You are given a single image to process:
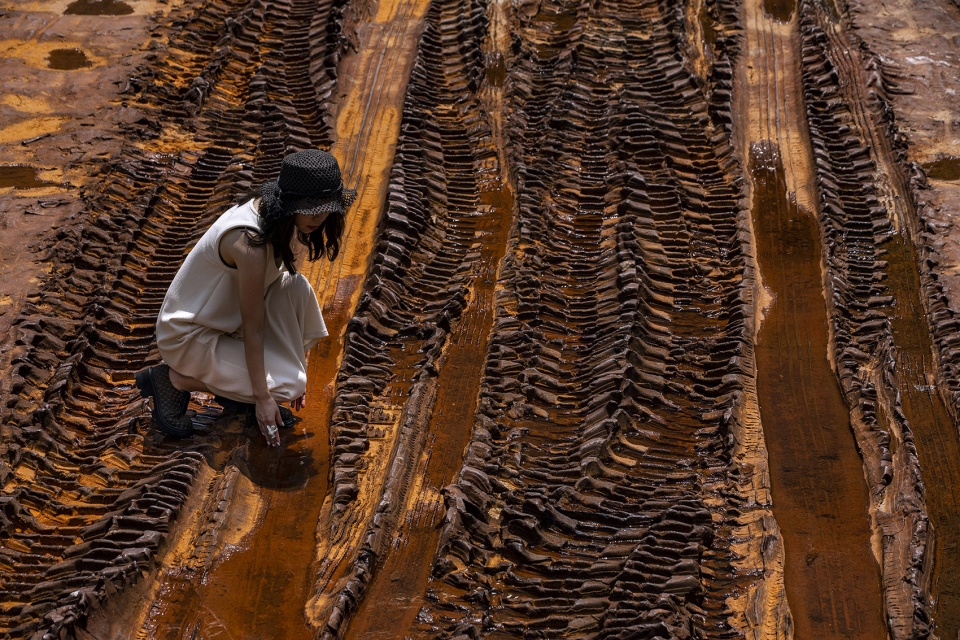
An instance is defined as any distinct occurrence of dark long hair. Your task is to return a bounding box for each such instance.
[247,197,345,274]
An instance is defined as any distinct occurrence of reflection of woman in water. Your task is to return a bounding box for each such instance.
[136,149,356,446]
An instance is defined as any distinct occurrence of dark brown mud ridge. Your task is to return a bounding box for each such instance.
[309,0,510,632]
[4,0,960,637]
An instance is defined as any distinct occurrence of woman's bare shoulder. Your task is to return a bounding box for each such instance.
[219,227,266,268]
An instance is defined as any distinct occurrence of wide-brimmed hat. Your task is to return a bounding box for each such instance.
[260,149,357,219]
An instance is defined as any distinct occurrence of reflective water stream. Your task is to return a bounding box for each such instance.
[750,140,885,639]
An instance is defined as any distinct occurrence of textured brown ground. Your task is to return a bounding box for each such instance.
[4,0,960,639]
[0,0,182,385]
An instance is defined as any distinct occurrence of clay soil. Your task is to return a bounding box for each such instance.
[6,0,960,639]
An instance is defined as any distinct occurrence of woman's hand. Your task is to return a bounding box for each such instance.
[292,391,307,411]
[255,396,284,447]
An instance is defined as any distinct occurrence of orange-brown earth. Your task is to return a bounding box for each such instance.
[0,0,186,392]
[5,0,960,638]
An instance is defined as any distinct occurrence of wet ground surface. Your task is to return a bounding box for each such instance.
[6,0,960,639]
[750,140,885,639]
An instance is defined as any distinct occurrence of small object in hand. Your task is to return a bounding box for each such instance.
[266,424,278,438]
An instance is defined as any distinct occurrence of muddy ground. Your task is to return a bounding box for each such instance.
[4,0,960,638]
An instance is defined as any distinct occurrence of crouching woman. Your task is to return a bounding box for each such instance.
[136,149,355,446]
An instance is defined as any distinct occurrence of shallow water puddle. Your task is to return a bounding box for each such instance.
[0,165,55,189]
[64,0,134,15]
[922,155,960,181]
[763,0,795,22]
[47,48,93,70]
[698,1,717,49]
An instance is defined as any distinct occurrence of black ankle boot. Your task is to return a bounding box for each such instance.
[136,364,193,438]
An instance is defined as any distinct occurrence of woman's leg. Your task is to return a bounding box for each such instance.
[161,273,325,404]
[169,368,213,394]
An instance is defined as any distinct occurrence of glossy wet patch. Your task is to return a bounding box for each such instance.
[534,6,576,31]
[63,0,134,15]
[922,155,960,181]
[47,48,93,70]
[763,0,795,22]
[0,165,55,189]
[485,55,505,88]
[750,140,885,639]
[699,1,717,50]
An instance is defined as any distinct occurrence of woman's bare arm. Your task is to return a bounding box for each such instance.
[221,228,283,446]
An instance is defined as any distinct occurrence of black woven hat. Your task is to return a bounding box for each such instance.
[260,149,357,219]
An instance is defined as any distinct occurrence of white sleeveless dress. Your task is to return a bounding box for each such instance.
[156,199,328,403]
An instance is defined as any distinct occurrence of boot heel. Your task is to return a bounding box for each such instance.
[135,368,154,399]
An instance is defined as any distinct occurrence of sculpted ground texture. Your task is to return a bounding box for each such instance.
[4,0,960,638]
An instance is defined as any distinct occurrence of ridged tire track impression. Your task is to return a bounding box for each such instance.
[308,0,496,632]
[401,0,771,637]
[0,0,355,635]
